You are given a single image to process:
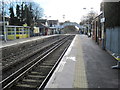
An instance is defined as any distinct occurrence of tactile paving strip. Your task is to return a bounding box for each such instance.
[73,35,88,88]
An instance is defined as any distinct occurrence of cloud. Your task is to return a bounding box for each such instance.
[3,0,102,23]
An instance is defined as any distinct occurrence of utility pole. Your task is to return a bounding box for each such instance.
[2,0,7,42]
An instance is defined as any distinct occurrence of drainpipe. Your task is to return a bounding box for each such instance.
[101,2,105,50]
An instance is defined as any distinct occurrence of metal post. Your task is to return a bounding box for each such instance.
[22,27,24,38]
[2,1,7,42]
[28,28,29,37]
[14,27,16,40]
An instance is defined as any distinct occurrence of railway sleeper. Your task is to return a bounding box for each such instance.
[30,72,43,75]
[23,75,45,80]
[28,75,46,79]
[41,63,54,66]
[32,69,51,76]
[35,66,52,71]
[14,76,44,89]
[15,83,37,90]
[29,72,47,78]
[22,79,42,83]
[38,65,52,68]
[42,60,56,64]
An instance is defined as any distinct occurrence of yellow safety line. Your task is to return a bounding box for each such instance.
[73,35,88,88]
[114,56,120,61]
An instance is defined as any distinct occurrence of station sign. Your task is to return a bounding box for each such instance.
[101,18,105,23]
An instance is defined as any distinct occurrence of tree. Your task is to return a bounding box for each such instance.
[20,2,25,25]
[9,6,14,19]
[80,10,97,25]
[16,4,20,18]
[30,2,44,21]
[80,10,97,36]
[0,1,2,15]
[16,4,21,25]
[8,1,44,26]
[24,4,33,26]
[9,6,15,25]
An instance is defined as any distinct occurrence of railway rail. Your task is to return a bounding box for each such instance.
[1,35,75,90]
[2,35,68,84]
[2,35,65,71]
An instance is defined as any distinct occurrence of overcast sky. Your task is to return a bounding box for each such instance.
[2,0,120,23]
[35,0,102,23]
[1,0,104,23]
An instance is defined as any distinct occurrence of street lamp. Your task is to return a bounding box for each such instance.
[44,15,51,20]
[63,14,65,22]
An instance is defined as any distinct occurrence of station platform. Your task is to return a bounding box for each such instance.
[45,35,120,89]
[0,35,57,48]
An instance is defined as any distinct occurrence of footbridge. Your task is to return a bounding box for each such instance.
[58,22,84,29]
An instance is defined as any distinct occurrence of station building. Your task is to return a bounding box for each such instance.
[47,20,60,34]
[35,19,50,36]
[92,2,120,63]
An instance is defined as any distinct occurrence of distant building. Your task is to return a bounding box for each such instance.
[35,19,50,36]
[47,20,60,34]
[36,19,48,25]
[47,20,59,27]
[59,22,64,26]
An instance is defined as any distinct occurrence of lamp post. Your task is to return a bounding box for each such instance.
[2,0,7,42]
[63,14,65,22]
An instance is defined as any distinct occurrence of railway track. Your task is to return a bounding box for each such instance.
[2,35,68,84]
[1,35,75,90]
[2,35,68,80]
[2,35,65,71]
